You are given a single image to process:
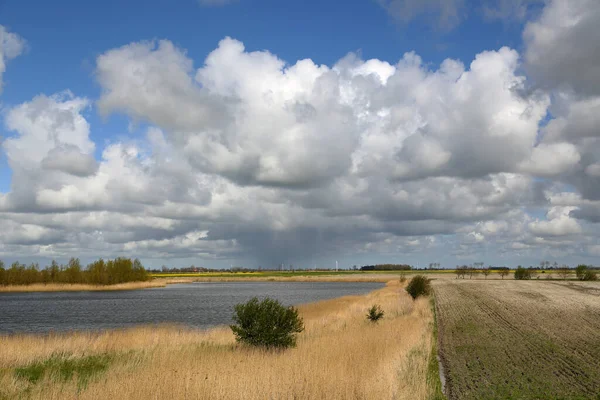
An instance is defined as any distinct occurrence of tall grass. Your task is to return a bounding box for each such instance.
[0,280,166,293]
[0,280,439,399]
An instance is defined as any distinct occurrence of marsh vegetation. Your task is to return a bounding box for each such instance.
[0,280,441,399]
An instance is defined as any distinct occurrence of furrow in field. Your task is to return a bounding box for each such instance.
[434,280,600,399]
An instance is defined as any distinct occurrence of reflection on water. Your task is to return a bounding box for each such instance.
[0,281,383,334]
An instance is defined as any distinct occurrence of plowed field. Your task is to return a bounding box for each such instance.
[434,280,600,400]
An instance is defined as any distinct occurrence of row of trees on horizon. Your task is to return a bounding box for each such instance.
[0,258,150,286]
[455,264,598,281]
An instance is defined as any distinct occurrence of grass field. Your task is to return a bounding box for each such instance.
[0,280,442,400]
[434,279,600,400]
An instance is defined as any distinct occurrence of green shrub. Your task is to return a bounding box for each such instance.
[230,297,304,349]
[584,270,598,281]
[406,275,432,299]
[399,272,407,283]
[514,266,532,280]
[575,265,597,281]
[366,304,384,322]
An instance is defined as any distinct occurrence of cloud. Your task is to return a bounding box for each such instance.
[41,146,99,177]
[4,34,600,265]
[375,0,466,29]
[482,0,543,21]
[518,142,580,177]
[98,40,549,188]
[375,0,544,30]
[523,1,600,203]
[535,95,600,200]
[0,25,26,93]
[524,0,600,96]
[529,207,582,237]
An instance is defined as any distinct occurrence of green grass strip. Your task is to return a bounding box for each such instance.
[427,295,446,400]
[15,353,114,389]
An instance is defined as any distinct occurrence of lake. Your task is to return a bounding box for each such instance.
[0,281,384,334]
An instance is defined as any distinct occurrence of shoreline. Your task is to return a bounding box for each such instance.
[0,280,168,293]
[0,273,406,292]
[0,280,441,399]
[0,269,498,293]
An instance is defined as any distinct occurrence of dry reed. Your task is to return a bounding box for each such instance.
[0,280,438,400]
[0,281,167,293]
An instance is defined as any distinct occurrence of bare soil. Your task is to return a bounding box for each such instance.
[434,279,600,400]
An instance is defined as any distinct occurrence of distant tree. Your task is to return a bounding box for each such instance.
[49,260,61,283]
[468,266,479,279]
[584,270,598,281]
[0,260,6,285]
[455,266,468,279]
[576,265,598,281]
[64,258,83,284]
[482,268,491,279]
[499,268,509,280]
[575,265,588,280]
[0,257,148,287]
[557,266,571,280]
[406,275,432,299]
[514,266,532,280]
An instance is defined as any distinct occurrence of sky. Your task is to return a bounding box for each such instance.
[0,0,599,270]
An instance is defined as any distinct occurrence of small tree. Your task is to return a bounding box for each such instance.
[482,268,491,279]
[576,265,598,281]
[406,275,432,299]
[398,272,407,283]
[366,305,384,322]
[514,266,532,280]
[584,270,598,281]
[455,266,468,279]
[230,297,304,349]
[557,266,571,280]
[575,265,588,280]
[468,267,479,279]
[499,268,509,280]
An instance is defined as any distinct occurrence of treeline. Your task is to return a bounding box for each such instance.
[360,264,412,271]
[0,258,150,286]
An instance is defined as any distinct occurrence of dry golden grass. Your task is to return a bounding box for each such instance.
[434,279,600,399]
[0,280,439,400]
[160,272,447,283]
[0,280,167,293]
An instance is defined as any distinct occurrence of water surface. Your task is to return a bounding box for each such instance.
[0,281,383,334]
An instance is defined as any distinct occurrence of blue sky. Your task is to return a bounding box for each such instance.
[0,0,526,191]
[0,0,599,269]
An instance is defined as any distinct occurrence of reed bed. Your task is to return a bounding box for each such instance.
[0,280,166,293]
[0,280,438,400]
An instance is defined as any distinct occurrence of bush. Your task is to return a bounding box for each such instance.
[230,297,304,349]
[583,270,597,281]
[514,266,532,280]
[366,304,384,322]
[406,275,432,299]
[576,265,598,281]
[399,272,407,283]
